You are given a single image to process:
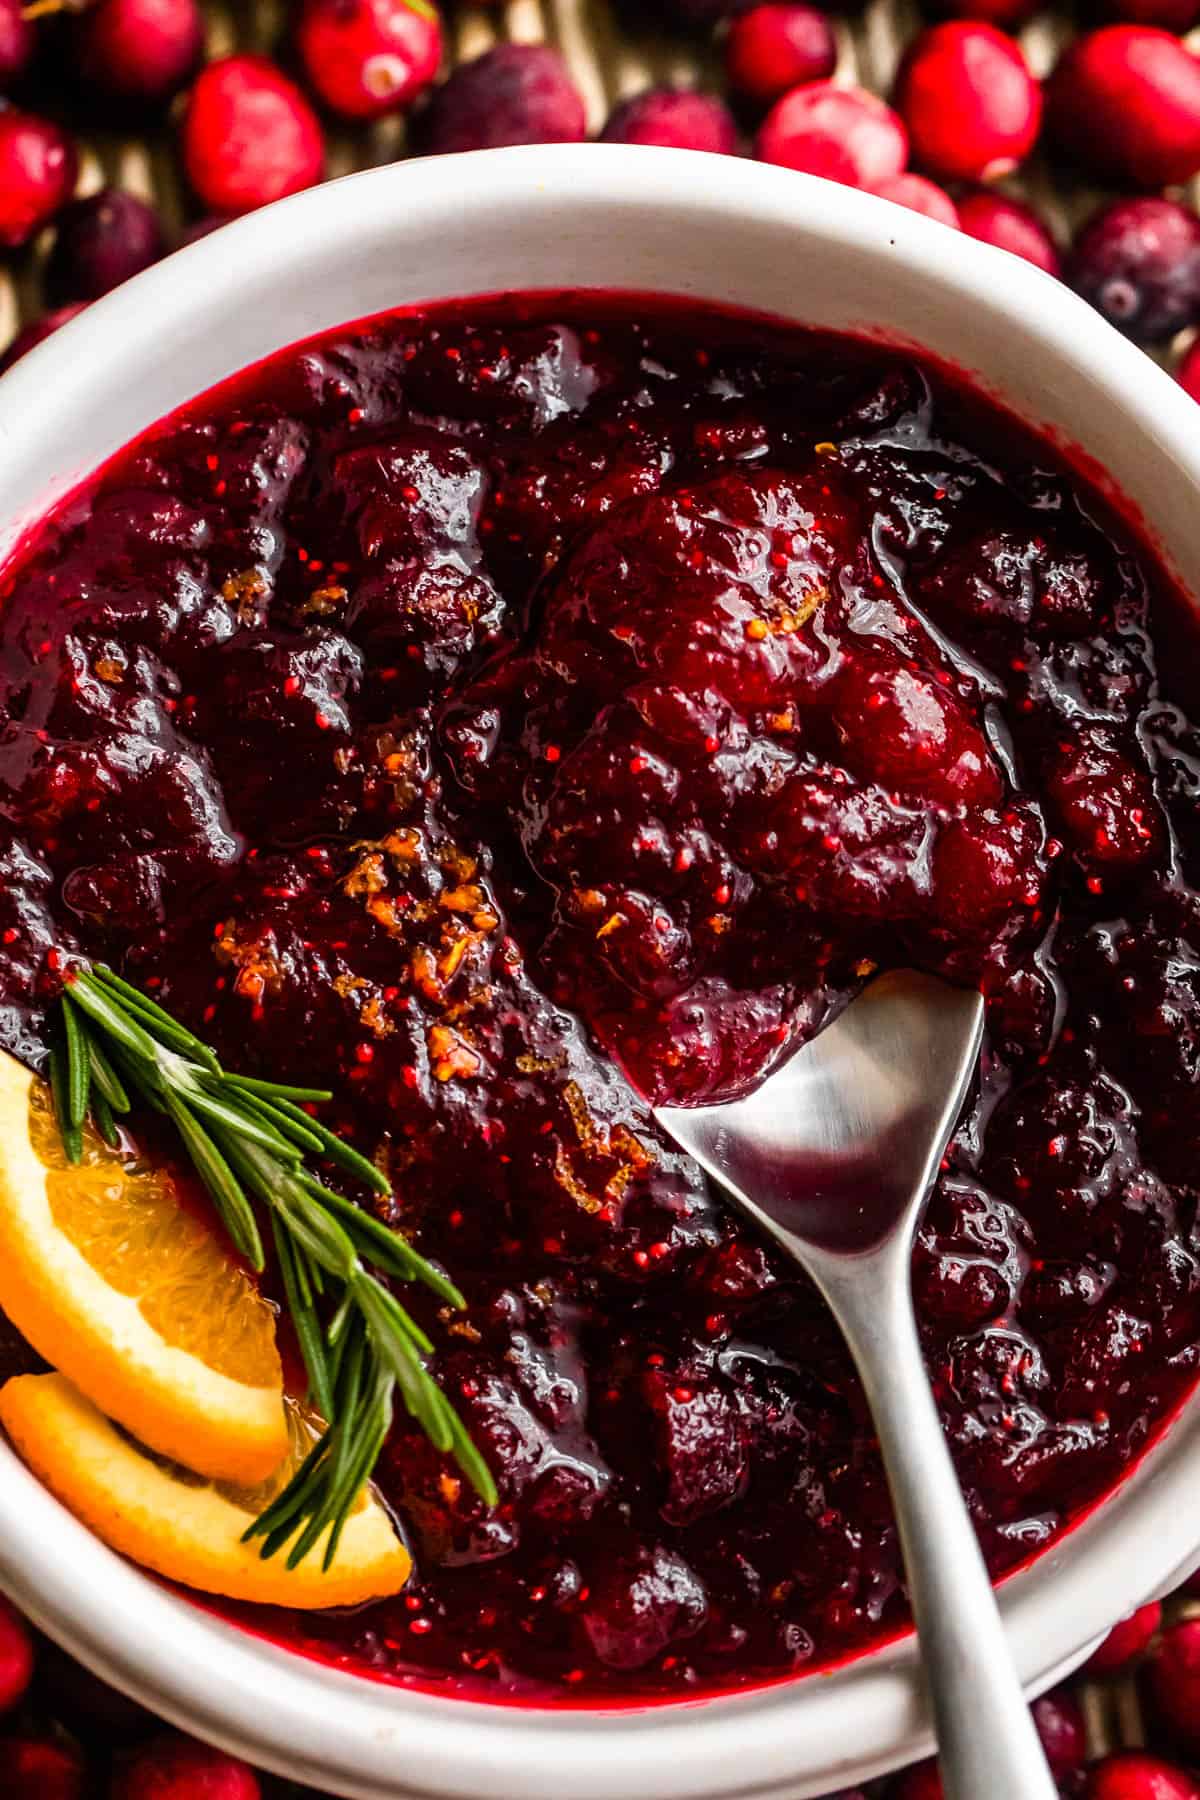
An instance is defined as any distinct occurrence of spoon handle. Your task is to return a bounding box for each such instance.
[816,1244,1058,1800]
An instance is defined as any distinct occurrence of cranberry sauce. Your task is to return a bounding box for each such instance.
[2,295,1200,1703]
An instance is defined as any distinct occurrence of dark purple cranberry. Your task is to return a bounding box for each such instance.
[418,45,587,155]
[0,303,87,376]
[1030,1686,1086,1778]
[75,0,205,104]
[0,0,34,88]
[1069,197,1200,344]
[1146,1618,1200,1750]
[45,189,165,304]
[600,89,738,154]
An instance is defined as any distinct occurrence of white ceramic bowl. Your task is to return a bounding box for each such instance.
[2,145,1200,1800]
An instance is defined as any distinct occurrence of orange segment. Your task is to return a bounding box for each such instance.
[0,1373,411,1609]
[0,1048,287,1483]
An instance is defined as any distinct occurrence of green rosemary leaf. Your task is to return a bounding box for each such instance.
[298,1175,464,1306]
[66,974,161,1068]
[87,1036,130,1114]
[60,994,90,1132]
[91,1090,120,1150]
[224,1074,334,1105]
[221,1084,326,1156]
[271,1213,333,1422]
[91,966,222,1071]
[183,1085,304,1162]
[270,1096,389,1195]
[162,1092,265,1272]
[49,1044,82,1165]
[354,1269,435,1358]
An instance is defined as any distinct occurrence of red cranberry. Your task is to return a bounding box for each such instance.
[295,0,441,120]
[756,82,907,187]
[419,45,586,154]
[113,1735,261,1800]
[0,1596,33,1711]
[0,0,34,88]
[1069,198,1200,345]
[1097,0,1200,27]
[46,188,165,303]
[889,1761,943,1799]
[1148,1619,1200,1749]
[957,189,1061,275]
[871,172,960,227]
[1047,27,1200,187]
[1085,1751,1200,1800]
[724,6,837,107]
[4,1735,85,1800]
[180,56,324,214]
[600,88,738,153]
[1031,1685,1086,1777]
[75,0,204,104]
[0,302,87,375]
[1085,1599,1162,1674]
[0,108,78,249]
[895,23,1041,181]
[923,0,1039,24]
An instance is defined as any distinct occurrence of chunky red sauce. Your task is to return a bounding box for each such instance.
[2,295,1199,1703]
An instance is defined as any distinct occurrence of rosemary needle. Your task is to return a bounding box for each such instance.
[51,962,497,1564]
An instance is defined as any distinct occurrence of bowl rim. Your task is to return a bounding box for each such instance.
[2,142,1200,1800]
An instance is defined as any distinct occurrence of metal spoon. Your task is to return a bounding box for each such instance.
[654,969,1057,1800]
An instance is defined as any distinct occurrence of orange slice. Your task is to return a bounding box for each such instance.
[0,1048,287,1483]
[0,1372,411,1608]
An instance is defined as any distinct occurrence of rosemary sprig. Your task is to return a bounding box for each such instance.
[51,963,496,1566]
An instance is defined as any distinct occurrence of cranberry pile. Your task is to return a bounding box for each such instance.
[2,295,1200,1714]
[7,0,1200,383]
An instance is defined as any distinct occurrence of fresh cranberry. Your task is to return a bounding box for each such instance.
[724,6,837,107]
[871,172,960,227]
[600,88,738,153]
[1031,1685,1086,1777]
[889,1761,943,1799]
[957,189,1061,275]
[1047,27,1200,186]
[923,0,1039,23]
[0,108,78,249]
[0,0,33,88]
[1085,1752,1200,1800]
[295,0,441,120]
[1068,198,1200,345]
[45,188,165,303]
[1098,0,1200,26]
[113,1735,261,1800]
[75,0,204,103]
[3,1735,85,1800]
[0,302,86,375]
[756,82,908,187]
[1147,1619,1200,1749]
[180,56,324,214]
[0,1597,33,1712]
[895,23,1041,181]
[418,44,586,154]
[1085,1599,1162,1674]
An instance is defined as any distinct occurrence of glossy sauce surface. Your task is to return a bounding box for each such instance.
[2,296,1199,1701]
